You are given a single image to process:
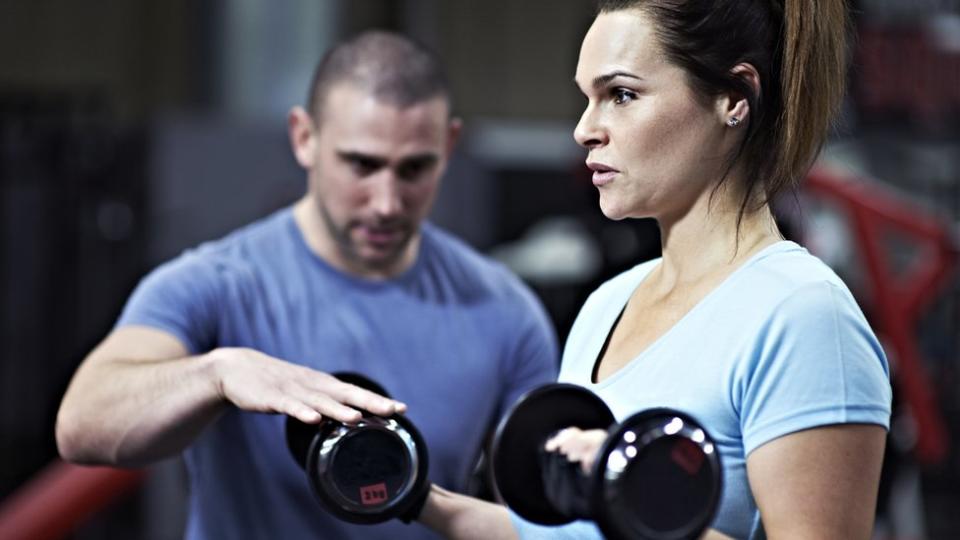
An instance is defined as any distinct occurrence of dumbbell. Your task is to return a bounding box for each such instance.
[492,384,722,540]
[285,372,429,524]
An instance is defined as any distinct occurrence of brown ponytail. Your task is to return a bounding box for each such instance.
[776,0,850,194]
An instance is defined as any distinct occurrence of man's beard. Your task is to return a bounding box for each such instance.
[316,201,414,272]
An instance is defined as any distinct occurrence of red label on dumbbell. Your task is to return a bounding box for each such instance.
[359,482,389,506]
[670,439,705,475]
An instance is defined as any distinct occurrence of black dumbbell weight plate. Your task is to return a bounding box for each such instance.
[286,372,429,524]
[306,413,428,524]
[592,409,722,540]
[492,384,615,525]
[285,372,392,469]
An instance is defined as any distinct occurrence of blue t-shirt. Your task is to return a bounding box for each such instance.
[117,208,559,540]
[510,241,891,539]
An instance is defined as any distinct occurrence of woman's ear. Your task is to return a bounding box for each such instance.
[721,63,761,127]
[288,106,317,168]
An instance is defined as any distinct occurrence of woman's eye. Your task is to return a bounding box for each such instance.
[612,88,637,104]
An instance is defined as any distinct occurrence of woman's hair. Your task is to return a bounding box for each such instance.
[597,0,849,220]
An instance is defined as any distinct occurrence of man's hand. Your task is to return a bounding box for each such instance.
[57,327,406,466]
[211,347,407,424]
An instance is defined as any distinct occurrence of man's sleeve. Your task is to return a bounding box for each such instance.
[495,283,560,422]
[116,252,223,355]
[738,281,893,456]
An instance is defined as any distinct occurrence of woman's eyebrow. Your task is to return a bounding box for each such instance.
[591,70,643,89]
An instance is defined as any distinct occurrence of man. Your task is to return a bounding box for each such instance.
[56,31,558,540]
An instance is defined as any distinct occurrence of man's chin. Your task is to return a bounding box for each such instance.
[354,244,408,271]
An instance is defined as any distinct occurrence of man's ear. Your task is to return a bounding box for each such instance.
[720,63,761,127]
[446,117,463,156]
[288,106,317,169]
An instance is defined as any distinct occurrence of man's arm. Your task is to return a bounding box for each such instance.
[56,325,405,467]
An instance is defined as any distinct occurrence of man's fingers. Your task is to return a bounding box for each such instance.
[304,393,363,424]
[276,392,360,425]
[331,382,405,416]
[285,399,324,424]
[225,353,407,421]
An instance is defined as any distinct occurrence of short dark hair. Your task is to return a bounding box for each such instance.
[306,30,451,120]
[597,0,849,222]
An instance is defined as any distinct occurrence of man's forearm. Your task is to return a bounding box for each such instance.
[56,351,225,466]
[57,326,406,468]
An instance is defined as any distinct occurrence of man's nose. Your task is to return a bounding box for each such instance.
[370,175,403,218]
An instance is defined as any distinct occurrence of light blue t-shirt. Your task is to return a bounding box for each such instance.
[510,241,891,539]
[117,207,559,540]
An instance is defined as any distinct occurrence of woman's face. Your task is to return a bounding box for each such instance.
[574,10,729,222]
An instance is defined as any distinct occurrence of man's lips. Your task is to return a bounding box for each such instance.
[358,224,405,245]
[587,161,619,186]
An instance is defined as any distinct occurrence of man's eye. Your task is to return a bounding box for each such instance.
[612,88,637,105]
[397,160,432,181]
[349,158,379,175]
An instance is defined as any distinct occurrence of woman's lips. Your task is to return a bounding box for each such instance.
[587,161,619,186]
[592,170,617,186]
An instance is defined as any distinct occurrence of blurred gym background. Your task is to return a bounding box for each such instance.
[0,0,957,538]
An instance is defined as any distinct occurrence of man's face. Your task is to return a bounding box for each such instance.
[293,84,458,277]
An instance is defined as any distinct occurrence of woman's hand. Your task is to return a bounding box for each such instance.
[543,427,609,473]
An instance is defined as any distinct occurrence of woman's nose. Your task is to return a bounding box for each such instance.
[574,105,608,149]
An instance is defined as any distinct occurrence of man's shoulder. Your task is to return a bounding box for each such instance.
[422,223,509,277]
[156,207,296,282]
[420,223,538,300]
[200,206,293,254]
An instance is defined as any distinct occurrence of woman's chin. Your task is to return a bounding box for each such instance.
[598,199,632,221]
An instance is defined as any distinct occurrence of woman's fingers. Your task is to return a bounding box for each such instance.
[544,427,581,452]
[544,427,608,473]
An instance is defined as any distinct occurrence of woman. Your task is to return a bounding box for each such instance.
[419,0,891,538]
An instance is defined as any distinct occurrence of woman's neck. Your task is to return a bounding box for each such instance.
[655,197,783,291]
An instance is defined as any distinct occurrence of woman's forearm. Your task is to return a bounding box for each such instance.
[419,485,518,540]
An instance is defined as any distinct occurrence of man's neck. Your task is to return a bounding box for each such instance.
[291,196,420,280]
